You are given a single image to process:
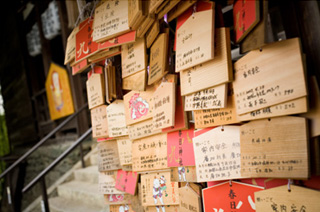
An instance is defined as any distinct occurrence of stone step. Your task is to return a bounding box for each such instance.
[74,165,99,184]
[57,181,105,207]
[90,153,98,165]
[49,196,109,212]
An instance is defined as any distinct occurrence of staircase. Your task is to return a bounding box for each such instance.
[48,149,109,212]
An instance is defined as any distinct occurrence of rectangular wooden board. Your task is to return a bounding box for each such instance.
[122,69,147,91]
[107,100,128,137]
[64,26,79,64]
[91,105,109,138]
[117,136,132,166]
[153,82,176,129]
[168,0,197,22]
[148,33,168,85]
[193,126,242,182]
[93,0,130,42]
[180,28,232,96]
[86,73,105,109]
[99,170,124,194]
[98,140,121,171]
[233,38,307,115]
[140,171,179,206]
[132,133,167,172]
[184,84,227,111]
[170,166,197,182]
[175,1,215,72]
[121,37,147,78]
[240,116,309,179]
[146,20,159,48]
[128,118,162,140]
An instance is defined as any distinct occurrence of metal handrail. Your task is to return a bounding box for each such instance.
[22,128,92,193]
[0,103,88,180]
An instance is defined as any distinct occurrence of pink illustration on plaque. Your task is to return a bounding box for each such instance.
[129,93,149,120]
[108,194,125,202]
[153,175,168,212]
[119,205,129,212]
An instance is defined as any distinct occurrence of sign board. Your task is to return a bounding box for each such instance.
[141,171,179,206]
[167,127,195,167]
[153,82,176,130]
[116,136,132,166]
[193,126,242,182]
[175,1,215,72]
[184,84,227,111]
[45,63,74,120]
[132,133,167,172]
[255,185,320,212]
[86,72,105,109]
[107,100,128,137]
[93,0,130,42]
[180,28,232,96]
[121,37,147,78]
[148,33,168,85]
[233,38,307,115]
[240,116,309,179]
[115,170,138,195]
[91,105,109,138]
[98,140,121,171]
[202,181,264,212]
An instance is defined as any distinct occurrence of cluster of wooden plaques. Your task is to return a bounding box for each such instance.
[64,0,320,211]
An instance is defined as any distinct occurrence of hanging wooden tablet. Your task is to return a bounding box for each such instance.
[45,63,74,121]
[122,37,147,78]
[128,0,144,29]
[98,140,121,171]
[115,170,138,195]
[149,0,165,14]
[162,87,189,133]
[64,26,79,64]
[104,193,133,205]
[157,0,181,20]
[107,100,128,137]
[87,46,121,63]
[167,127,195,167]
[193,86,240,129]
[184,84,227,111]
[98,31,136,50]
[92,0,130,42]
[240,0,269,53]
[179,185,202,212]
[233,0,260,43]
[99,170,125,194]
[233,38,307,115]
[124,86,154,125]
[132,133,167,172]
[75,18,99,63]
[117,136,132,166]
[86,71,105,109]
[153,82,176,130]
[137,14,155,38]
[110,205,134,212]
[71,58,90,75]
[240,116,309,179]
[255,185,320,212]
[238,97,307,121]
[91,105,109,138]
[167,0,197,22]
[145,206,179,212]
[175,1,215,72]
[180,28,232,96]
[202,181,264,212]
[140,171,179,206]
[170,166,197,182]
[122,69,147,91]
[148,33,168,85]
[128,118,162,140]
[193,126,242,182]
[300,76,320,137]
[146,20,159,48]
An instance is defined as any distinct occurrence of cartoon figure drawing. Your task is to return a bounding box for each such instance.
[153,176,166,212]
[108,194,124,202]
[119,204,129,212]
[51,71,64,111]
[178,167,187,181]
[129,93,149,120]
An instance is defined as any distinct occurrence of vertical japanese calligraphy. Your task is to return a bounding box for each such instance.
[98,140,121,171]
[107,100,128,137]
[91,105,109,138]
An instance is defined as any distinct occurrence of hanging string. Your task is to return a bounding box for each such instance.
[287,179,293,192]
